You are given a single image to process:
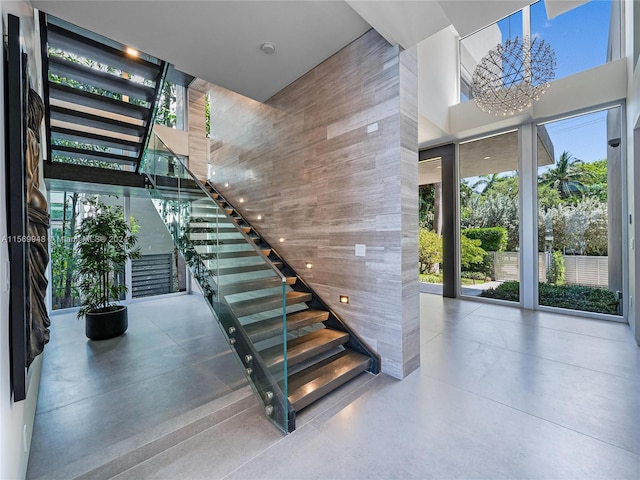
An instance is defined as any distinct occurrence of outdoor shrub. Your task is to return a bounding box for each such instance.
[460,234,486,270]
[419,229,442,274]
[461,226,508,252]
[481,281,520,301]
[481,281,618,315]
[547,250,565,285]
[461,271,487,281]
[538,283,618,315]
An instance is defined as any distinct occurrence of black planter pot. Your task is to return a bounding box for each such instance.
[85,305,128,340]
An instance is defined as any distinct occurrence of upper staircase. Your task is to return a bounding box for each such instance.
[143,136,380,432]
[42,15,167,172]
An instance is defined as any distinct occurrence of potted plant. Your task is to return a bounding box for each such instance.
[75,197,140,340]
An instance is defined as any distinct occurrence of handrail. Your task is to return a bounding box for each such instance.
[143,132,292,431]
[136,61,169,174]
[144,132,287,282]
[145,166,292,432]
[205,179,381,374]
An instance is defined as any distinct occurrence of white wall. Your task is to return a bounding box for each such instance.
[1,2,45,479]
[625,0,640,345]
[417,26,458,139]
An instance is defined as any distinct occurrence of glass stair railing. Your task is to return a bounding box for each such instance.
[143,133,292,432]
[142,132,380,432]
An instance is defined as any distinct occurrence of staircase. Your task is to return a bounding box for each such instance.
[39,12,380,434]
[143,138,380,432]
[42,15,167,172]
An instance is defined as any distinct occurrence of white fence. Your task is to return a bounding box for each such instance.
[491,252,609,288]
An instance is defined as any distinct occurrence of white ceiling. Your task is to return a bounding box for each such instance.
[31,1,372,102]
[32,1,539,103]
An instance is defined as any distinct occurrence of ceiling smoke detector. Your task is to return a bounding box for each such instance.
[260,42,276,55]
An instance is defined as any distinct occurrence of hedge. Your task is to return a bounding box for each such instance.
[461,227,507,252]
[480,281,619,315]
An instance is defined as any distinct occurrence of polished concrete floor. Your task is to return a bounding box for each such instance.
[30,293,640,479]
[27,294,247,480]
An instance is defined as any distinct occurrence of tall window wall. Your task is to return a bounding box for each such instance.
[458,131,520,301]
[50,191,185,311]
[536,107,623,316]
[456,105,625,320]
[460,0,615,103]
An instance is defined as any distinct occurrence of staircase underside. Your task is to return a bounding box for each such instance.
[43,14,166,172]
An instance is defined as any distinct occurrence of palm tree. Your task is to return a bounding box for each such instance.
[472,173,500,193]
[541,151,593,199]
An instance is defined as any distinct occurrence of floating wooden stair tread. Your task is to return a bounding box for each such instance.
[245,309,330,343]
[49,55,156,101]
[229,291,312,317]
[49,83,149,120]
[262,329,349,370]
[215,238,260,245]
[51,145,137,166]
[212,262,282,276]
[221,276,296,296]
[50,104,146,137]
[288,351,371,411]
[186,225,239,234]
[51,125,141,152]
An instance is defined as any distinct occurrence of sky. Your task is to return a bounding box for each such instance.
[496,0,613,164]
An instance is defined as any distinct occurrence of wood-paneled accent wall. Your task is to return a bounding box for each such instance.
[190,30,419,379]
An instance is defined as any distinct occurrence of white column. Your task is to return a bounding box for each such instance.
[519,123,537,309]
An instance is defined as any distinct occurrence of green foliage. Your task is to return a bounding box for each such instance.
[481,281,618,315]
[51,192,81,309]
[419,184,436,229]
[547,251,565,285]
[460,235,486,270]
[539,151,594,200]
[538,283,618,314]
[418,229,442,274]
[205,92,211,137]
[575,159,608,185]
[538,198,608,254]
[583,213,608,255]
[156,81,177,128]
[48,47,149,106]
[461,227,507,252]
[75,198,140,317]
[461,191,519,251]
[481,280,520,301]
[420,273,443,284]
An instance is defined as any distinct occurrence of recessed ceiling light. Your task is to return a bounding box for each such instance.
[260,42,276,55]
[125,47,139,57]
[484,156,491,160]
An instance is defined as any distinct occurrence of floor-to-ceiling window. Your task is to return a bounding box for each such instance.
[536,107,624,317]
[419,156,443,289]
[50,192,124,309]
[50,190,185,310]
[458,131,520,301]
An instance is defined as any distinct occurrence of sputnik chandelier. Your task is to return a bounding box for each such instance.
[472,35,556,116]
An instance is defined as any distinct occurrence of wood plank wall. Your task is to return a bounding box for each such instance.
[188,30,419,379]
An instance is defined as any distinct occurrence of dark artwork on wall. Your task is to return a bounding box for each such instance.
[5,14,50,402]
